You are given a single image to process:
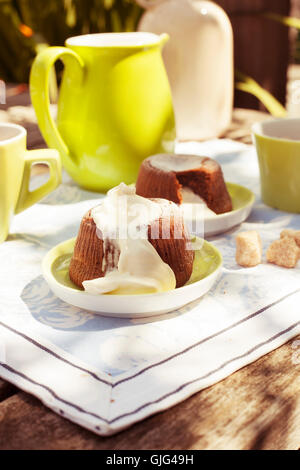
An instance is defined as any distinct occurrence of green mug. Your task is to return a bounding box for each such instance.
[252,118,300,213]
[0,123,61,244]
[30,32,176,192]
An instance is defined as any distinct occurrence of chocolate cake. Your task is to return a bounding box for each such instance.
[69,185,194,290]
[136,154,232,214]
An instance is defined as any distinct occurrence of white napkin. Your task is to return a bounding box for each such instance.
[0,139,300,436]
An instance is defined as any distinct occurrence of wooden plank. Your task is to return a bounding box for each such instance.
[217,0,290,14]
[0,335,299,450]
[216,0,291,110]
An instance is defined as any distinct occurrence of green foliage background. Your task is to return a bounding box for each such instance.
[0,0,143,82]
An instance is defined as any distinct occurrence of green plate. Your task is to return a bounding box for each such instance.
[48,237,222,291]
[42,237,222,317]
[227,182,255,212]
[201,182,255,236]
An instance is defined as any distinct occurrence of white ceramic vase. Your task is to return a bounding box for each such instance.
[137,0,234,140]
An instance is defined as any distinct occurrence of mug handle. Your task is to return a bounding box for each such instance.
[15,149,62,214]
[30,47,85,169]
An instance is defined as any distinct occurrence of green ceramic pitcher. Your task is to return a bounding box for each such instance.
[30,32,175,192]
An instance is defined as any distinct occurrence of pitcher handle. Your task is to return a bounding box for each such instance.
[30,47,85,170]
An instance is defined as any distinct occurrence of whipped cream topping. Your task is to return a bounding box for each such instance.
[82,183,176,295]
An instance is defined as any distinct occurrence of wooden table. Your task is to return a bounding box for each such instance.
[1,85,300,450]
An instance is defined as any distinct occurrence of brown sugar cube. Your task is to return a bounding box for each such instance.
[235,231,262,267]
[280,229,300,248]
[267,237,299,268]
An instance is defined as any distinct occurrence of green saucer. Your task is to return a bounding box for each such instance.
[48,237,222,291]
[42,237,222,317]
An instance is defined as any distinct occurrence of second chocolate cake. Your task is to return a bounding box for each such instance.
[136,154,232,215]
